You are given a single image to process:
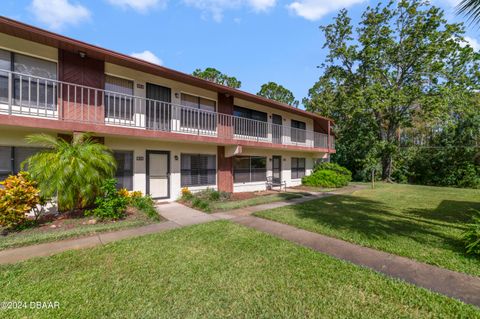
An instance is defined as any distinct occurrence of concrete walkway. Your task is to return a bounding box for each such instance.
[229,215,480,307]
[156,202,220,226]
[0,221,179,265]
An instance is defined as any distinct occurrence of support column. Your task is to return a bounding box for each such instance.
[217,93,234,139]
[217,146,233,193]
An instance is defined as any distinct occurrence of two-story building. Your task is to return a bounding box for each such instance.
[0,16,335,200]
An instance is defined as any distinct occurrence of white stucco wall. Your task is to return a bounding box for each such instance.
[0,127,325,200]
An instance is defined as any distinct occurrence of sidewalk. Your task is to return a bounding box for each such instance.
[0,221,179,265]
[228,215,480,307]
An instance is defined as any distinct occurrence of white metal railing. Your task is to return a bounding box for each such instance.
[0,70,334,150]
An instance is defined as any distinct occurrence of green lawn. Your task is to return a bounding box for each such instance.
[0,221,478,318]
[255,183,480,276]
[211,192,305,211]
[0,209,163,251]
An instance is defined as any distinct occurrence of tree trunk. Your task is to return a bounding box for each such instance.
[381,153,393,181]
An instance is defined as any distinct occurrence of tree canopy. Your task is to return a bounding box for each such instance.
[192,67,242,88]
[257,82,299,107]
[304,0,480,182]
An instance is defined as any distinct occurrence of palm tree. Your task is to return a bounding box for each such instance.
[457,0,480,25]
[24,133,116,212]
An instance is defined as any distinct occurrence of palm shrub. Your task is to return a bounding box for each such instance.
[463,211,480,256]
[24,133,116,212]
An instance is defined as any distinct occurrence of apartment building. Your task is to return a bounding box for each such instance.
[0,16,335,200]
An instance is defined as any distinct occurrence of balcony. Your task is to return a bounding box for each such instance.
[0,70,334,151]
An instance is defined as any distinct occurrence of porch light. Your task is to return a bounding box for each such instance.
[174,155,179,161]
[78,51,86,58]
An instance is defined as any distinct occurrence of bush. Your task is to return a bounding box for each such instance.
[463,211,480,256]
[303,162,352,188]
[195,188,230,202]
[0,172,47,230]
[191,197,211,212]
[130,195,160,220]
[86,179,128,220]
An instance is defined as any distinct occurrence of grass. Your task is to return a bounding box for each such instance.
[211,192,305,211]
[0,207,163,251]
[255,183,480,276]
[0,221,478,318]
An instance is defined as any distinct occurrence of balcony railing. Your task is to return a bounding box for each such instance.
[0,70,334,150]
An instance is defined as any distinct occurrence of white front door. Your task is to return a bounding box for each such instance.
[147,151,169,199]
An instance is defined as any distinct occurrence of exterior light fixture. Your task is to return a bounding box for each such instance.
[78,51,86,58]
[174,155,179,161]
[174,92,180,99]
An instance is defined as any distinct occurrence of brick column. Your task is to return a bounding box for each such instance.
[217,146,233,193]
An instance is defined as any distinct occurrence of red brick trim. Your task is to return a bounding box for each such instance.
[0,114,332,153]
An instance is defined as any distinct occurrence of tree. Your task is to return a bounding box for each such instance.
[257,82,299,107]
[457,0,480,25]
[24,133,116,212]
[304,0,480,181]
[192,67,241,88]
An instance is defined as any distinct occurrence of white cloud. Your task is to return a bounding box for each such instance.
[248,0,276,12]
[106,0,166,13]
[30,0,91,30]
[130,50,163,65]
[287,0,364,21]
[464,36,480,51]
[182,0,276,22]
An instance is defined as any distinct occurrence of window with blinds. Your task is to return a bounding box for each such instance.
[0,146,45,181]
[0,49,58,110]
[291,157,306,179]
[180,93,217,130]
[181,154,216,187]
[105,75,134,120]
[113,150,134,190]
[233,106,268,138]
[291,120,307,143]
[0,49,10,104]
[233,156,267,183]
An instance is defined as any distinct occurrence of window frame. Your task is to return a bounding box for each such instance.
[104,75,135,121]
[0,146,45,181]
[180,153,217,187]
[233,156,267,183]
[0,49,58,111]
[291,119,307,143]
[233,106,268,138]
[113,150,134,190]
[291,157,306,179]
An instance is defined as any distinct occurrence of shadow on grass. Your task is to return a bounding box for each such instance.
[283,195,479,256]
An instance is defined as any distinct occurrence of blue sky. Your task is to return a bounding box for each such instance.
[1,0,478,108]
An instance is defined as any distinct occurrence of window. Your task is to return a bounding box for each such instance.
[0,146,44,181]
[181,154,216,187]
[233,106,268,138]
[14,53,57,110]
[291,157,306,179]
[113,150,134,190]
[291,119,306,143]
[0,49,58,110]
[0,49,10,104]
[180,93,216,130]
[105,75,134,120]
[233,156,267,183]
